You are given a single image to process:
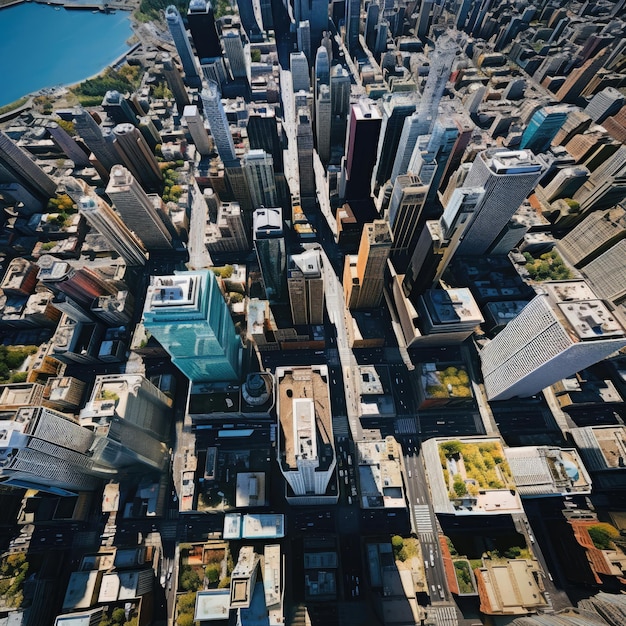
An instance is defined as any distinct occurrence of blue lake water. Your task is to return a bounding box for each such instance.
[0,3,134,107]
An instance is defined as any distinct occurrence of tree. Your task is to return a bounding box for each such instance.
[177,614,195,626]
[177,592,197,612]
[111,608,126,625]
[205,564,220,583]
[218,576,231,588]
[453,475,467,497]
[588,524,619,550]
[251,49,261,62]
[440,441,463,458]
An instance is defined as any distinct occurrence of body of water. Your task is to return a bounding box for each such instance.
[0,3,134,107]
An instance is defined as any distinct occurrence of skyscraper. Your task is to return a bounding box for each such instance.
[519,105,570,154]
[0,130,57,202]
[344,100,383,202]
[480,281,626,401]
[371,94,416,192]
[183,104,212,156]
[387,175,429,273]
[236,0,263,42]
[314,45,330,92]
[46,121,90,167]
[102,90,137,126]
[112,123,163,192]
[287,249,325,325]
[584,87,625,123]
[106,165,173,250]
[296,109,316,201]
[77,195,147,266]
[200,81,239,167]
[165,5,201,87]
[161,52,190,114]
[72,107,121,173]
[143,271,242,382]
[297,20,312,64]
[345,0,361,55]
[247,107,283,172]
[309,0,328,52]
[222,30,248,80]
[253,207,286,302]
[243,149,278,208]
[316,84,332,163]
[187,0,222,61]
[330,65,351,148]
[455,149,544,256]
[290,52,311,92]
[344,219,392,309]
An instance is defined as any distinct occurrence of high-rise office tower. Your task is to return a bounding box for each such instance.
[414,30,458,136]
[345,0,361,55]
[287,249,325,325]
[519,105,570,154]
[206,202,250,253]
[200,56,228,88]
[573,146,626,214]
[77,195,147,266]
[222,30,248,80]
[102,90,137,126]
[314,45,330,92]
[297,109,316,201]
[112,123,163,192]
[541,165,589,202]
[330,65,350,147]
[559,205,626,268]
[580,239,626,304]
[297,20,312,63]
[290,52,311,92]
[409,118,460,207]
[187,0,222,61]
[371,95,416,192]
[309,0,328,52]
[259,0,273,31]
[165,5,201,87]
[390,112,422,181]
[454,149,544,256]
[480,281,626,401]
[161,52,190,114]
[555,48,609,104]
[143,271,242,382]
[138,116,162,152]
[373,20,388,58]
[387,175,429,273]
[455,0,472,29]
[0,405,101,494]
[344,100,383,202]
[46,121,90,167]
[416,0,433,39]
[200,81,239,167]
[247,108,283,172]
[0,130,57,202]
[585,87,626,124]
[243,149,278,208]
[253,207,286,302]
[72,107,121,173]
[316,84,332,163]
[106,165,173,250]
[365,0,380,51]
[236,0,263,42]
[344,219,392,309]
[183,104,212,156]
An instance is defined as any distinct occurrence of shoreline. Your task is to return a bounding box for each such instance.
[0,0,134,12]
[0,4,140,110]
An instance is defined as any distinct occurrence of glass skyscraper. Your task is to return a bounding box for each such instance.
[143,271,242,383]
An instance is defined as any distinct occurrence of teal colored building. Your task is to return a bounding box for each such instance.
[143,271,241,382]
[519,105,569,154]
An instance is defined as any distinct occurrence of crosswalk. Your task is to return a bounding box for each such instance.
[430,605,458,626]
[414,505,435,540]
[395,417,417,434]
[332,416,350,437]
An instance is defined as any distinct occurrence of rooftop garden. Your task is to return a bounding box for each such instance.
[523,250,572,282]
[0,345,38,384]
[588,523,620,550]
[424,366,472,399]
[439,440,514,500]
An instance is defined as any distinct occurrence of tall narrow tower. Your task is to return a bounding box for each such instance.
[183,104,212,156]
[455,149,544,256]
[288,249,325,325]
[112,123,163,192]
[344,219,392,309]
[0,130,57,202]
[200,81,239,167]
[481,281,626,401]
[243,149,278,208]
[253,207,287,302]
[165,5,201,87]
[77,195,147,266]
[143,271,242,383]
[187,0,222,61]
[106,165,173,250]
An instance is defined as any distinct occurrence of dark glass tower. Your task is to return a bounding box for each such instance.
[187,0,223,61]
